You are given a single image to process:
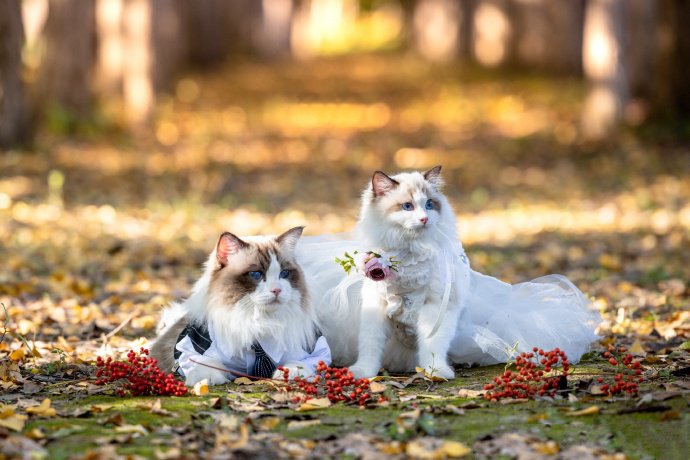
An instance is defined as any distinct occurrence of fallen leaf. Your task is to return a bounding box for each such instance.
[287,419,321,430]
[193,378,208,396]
[629,339,646,355]
[443,440,471,457]
[0,405,27,431]
[9,348,26,361]
[22,381,43,395]
[660,410,681,421]
[457,388,484,398]
[115,424,148,436]
[527,413,548,423]
[567,406,600,416]
[233,377,253,385]
[148,398,172,416]
[257,416,281,430]
[533,441,560,455]
[26,399,57,417]
[212,413,239,430]
[90,404,113,413]
[298,397,332,411]
[369,381,387,393]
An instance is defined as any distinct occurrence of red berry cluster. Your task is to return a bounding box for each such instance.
[95,348,188,397]
[483,347,569,401]
[597,345,643,396]
[278,361,385,407]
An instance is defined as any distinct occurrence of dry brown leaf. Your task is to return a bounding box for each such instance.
[533,441,560,455]
[258,416,281,431]
[233,377,253,385]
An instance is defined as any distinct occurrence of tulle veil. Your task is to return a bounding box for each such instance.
[296,233,601,367]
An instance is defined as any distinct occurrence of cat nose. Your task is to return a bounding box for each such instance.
[271,287,281,297]
[420,217,428,225]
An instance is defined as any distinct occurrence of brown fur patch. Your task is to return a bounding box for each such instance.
[210,237,309,310]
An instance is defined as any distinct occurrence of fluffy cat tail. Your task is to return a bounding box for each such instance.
[148,302,189,374]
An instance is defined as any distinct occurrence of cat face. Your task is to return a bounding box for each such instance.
[367,166,445,235]
[208,226,308,311]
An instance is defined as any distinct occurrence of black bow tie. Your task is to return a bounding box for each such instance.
[251,342,277,378]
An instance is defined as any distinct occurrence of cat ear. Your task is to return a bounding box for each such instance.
[216,232,247,266]
[276,226,304,252]
[372,171,399,197]
[423,165,443,187]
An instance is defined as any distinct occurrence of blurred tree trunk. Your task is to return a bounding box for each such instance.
[472,0,512,67]
[410,0,462,62]
[510,0,584,73]
[121,0,153,125]
[95,0,124,96]
[255,0,294,59]
[581,0,627,139]
[37,0,95,120]
[0,0,30,147]
[654,0,690,118]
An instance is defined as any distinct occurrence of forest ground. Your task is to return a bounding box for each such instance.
[0,54,689,459]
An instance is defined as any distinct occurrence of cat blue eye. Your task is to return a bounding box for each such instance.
[249,271,263,281]
[401,202,414,211]
[279,269,290,279]
[425,199,434,210]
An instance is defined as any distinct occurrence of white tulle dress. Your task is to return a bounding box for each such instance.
[296,233,601,368]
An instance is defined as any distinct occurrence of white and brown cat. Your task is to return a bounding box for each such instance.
[297,166,599,379]
[150,227,331,386]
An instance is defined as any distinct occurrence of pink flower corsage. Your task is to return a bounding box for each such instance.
[335,251,398,281]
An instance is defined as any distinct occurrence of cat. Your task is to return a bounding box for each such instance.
[346,165,466,379]
[149,226,331,386]
[297,165,599,379]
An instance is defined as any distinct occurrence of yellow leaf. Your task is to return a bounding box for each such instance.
[26,399,57,417]
[0,413,27,431]
[297,397,332,411]
[9,348,25,361]
[443,440,471,457]
[629,339,646,355]
[527,413,548,423]
[90,404,113,413]
[377,441,405,455]
[193,379,208,396]
[25,427,45,439]
[370,382,387,393]
[533,441,560,455]
[567,406,600,416]
[0,404,28,432]
[258,416,281,431]
[233,377,253,385]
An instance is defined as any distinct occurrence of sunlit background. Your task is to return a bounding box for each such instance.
[0,0,688,359]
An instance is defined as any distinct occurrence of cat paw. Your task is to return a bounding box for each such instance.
[421,363,455,380]
[184,360,228,386]
[349,363,380,379]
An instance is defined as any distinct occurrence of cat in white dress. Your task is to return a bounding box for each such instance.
[295,166,601,379]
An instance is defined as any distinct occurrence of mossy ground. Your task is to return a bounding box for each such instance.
[23,361,689,459]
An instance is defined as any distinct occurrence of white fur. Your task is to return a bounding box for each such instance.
[349,170,465,379]
[165,234,319,384]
